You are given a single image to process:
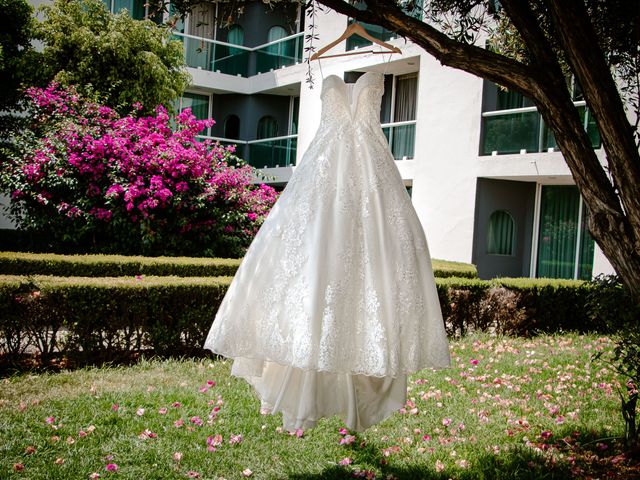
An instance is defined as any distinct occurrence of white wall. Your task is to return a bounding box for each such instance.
[411,55,484,263]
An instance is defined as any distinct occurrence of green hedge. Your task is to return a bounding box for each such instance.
[0,274,621,369]
[432,259,477,279]
[0,252,477,279]
[435,277,596,337]
[0,275,230,365]
[0,252,241,277]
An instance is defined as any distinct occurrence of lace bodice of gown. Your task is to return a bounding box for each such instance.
[318,72,384,132]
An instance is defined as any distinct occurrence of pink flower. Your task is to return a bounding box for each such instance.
[207,434,223,451]
[338,457,353,466]
[89,473,101,479]
[339,428,348,435]
[158,407,168,415]
[340,435,356,445]
[45,416,55,424]
[470,359,479,365]
[138,429,157,439]
[105,463,118,472]
[185,471,201,478]
[173,419,184,428]
[207,380,216,387]
[294,429,304,438]
[435,459,445,472]
[242,469,253,477]
[173,452,183,462]
[442,418,452,427]
[190,416,203,426]
[172,402,182,408]
[229,434,243,445]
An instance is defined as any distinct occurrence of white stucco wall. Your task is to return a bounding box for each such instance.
[411,55,483,263]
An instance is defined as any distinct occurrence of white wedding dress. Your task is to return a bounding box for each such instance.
[204,71,450,431]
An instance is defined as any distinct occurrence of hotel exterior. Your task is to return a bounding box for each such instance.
[9,0,616,280]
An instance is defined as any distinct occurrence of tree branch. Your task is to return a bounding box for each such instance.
[315,0,543,98]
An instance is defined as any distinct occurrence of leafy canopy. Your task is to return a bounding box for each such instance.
[36,0,191,114]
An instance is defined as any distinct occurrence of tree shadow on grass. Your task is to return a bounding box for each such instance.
[287,427,639,480]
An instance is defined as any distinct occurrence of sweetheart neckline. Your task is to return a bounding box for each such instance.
[322,71,382,89]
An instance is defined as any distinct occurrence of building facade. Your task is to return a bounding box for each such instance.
[8,0,616,280]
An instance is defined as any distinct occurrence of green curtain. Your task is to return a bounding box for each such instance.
[487,210,515,255]
[114,0,145,19]
[180,93,209,135]
[578,204,596,280]
[266,26,287,56]
[181,93,209,120]
[228,26,244,55]
[496,88,524,110]
[257,116,278,139]
[536,186,580,279]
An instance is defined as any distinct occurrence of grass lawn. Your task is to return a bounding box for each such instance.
[1,334,637,479]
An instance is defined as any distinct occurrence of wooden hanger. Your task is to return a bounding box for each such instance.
[310,22,401,60]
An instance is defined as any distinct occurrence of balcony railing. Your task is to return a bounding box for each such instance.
[247,135,298,168]
[481,101,601,155]
[382,121,417,160]
[172,32,304,78]
[196,134,298,169]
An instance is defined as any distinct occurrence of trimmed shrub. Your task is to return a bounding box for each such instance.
[0,252,241,277]
[432,259,477,279]
[0,252,476,279]
[2,273,628,370]
[495,278,592,335]
[0,275,230,367]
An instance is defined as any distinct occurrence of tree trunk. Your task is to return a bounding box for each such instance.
[315,0,640,301]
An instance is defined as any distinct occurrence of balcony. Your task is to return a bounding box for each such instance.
[481,102,601,155]
[172,32,304,78]
[197,135,298,169]
[198,122,413,172]
[247,135,298,168]
[382,121,416,160]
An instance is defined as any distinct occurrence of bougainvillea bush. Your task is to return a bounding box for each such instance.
[0,83,278,257]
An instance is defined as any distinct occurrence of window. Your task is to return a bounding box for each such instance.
[481,81,601,155]
[289,97,300,135]
[257,116,278,139]
[176,93,210,135]
[224,115,240,140]
[536,185,595,280]
[267,26,287,48]
[487,210,516,255]
[379,73,417,160]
